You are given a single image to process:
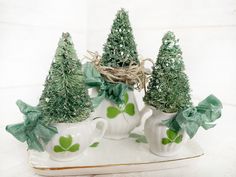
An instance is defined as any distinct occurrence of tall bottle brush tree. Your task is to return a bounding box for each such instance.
[39,32,93,124]
[101,8,139,67]
[144,31,192,113]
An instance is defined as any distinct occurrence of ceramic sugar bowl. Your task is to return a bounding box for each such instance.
[45,118,107,161]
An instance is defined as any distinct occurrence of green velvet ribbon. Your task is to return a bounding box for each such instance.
[6,100,58,152]
[83,62,130,108]
[163,94,223,138]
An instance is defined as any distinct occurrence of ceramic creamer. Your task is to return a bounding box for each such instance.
[143,106,187,156]
[45,118,107,161]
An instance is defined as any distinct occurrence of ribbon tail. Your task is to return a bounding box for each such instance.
[6,123,27,142]
[83,62,103,87]
[162,118,181,133]
[201,123,216,130]
[34,122,58,144]
[27,133,44,152]
[185,122,200,139]
[16,100,40,116]
[106,83,129,106]
[85,79,103,87]
[198,94,223,122]
[92,92,106,108]
[117,84,129,105]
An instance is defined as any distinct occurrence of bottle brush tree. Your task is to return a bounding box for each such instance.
[143,31,192,113]
[39,32,93,124]
[101,8,139,67]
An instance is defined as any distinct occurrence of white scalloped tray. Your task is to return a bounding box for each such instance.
[29,135,204,176]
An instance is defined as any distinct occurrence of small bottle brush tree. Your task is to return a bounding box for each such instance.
[143,31,192,113]
[39,32,93,124]
[101,8,139,67]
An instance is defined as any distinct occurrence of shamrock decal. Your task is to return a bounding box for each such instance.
[90,142,99,148]
[53,135,80,153]
[129,133,148,144]
[161,129,183,145]
[107,93,135,119]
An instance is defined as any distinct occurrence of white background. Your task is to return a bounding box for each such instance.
[0,0,236,177]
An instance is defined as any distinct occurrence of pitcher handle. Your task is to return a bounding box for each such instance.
[137,105,152,127]
[140,105,152,119]
[91,118,108,144]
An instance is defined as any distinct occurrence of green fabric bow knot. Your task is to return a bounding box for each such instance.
[6,100,58,152]
[83,62,129,108]
[163,94,223,138]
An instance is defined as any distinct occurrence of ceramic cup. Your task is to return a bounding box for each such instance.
[91,89,141,140]
[45,118,107,161]
[142,106,188,156]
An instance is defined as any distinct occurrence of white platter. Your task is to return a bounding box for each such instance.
[29,134,204,176]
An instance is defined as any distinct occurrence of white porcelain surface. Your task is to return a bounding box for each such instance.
[91,89,141,140]
[45,118,107,161]
[29,134,203,176]
[143,106,188,156]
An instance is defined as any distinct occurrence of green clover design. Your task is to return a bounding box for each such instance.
[53,135,80,153]
[107,93,135,119]
[161,129,183,145]
[89,142,99,148]
[129,133,148,144]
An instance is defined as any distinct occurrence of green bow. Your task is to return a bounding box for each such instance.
[83,62,129,108]
[6,100,58,152]
[163,94,223,138]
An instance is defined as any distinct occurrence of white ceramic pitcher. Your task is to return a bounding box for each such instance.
[142,106,187,156]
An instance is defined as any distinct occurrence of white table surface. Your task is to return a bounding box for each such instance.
[0,87,236,177]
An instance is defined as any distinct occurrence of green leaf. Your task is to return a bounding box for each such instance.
[129,133,141,139]
[130,133,148,144]
[166,129,177,140]
[201,123,216,130]
[107,106,121,119]
[90,142,99,147]
[124,93,129,104]
[124,103,135,116]
[136,136,148,144]
[53,145,65,152]
[162,138,171,145]
[185,122,199,139]
[175,135,183,144]
[68,144,80,152]
[59,135,72,150]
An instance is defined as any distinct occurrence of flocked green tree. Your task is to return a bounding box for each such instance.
[101,8,139,67]
[39,32,93,124]
[143,31,192,113]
